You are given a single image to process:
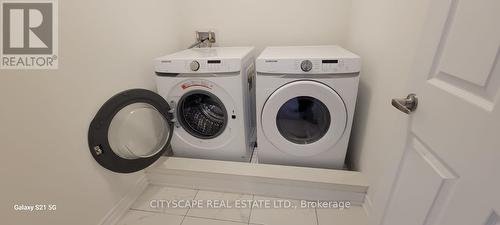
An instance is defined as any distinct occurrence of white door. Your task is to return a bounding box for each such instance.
[382,0,500,225]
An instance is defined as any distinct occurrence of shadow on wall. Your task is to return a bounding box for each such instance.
[345,79,373,170]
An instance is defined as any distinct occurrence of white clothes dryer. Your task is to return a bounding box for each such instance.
[255,46,360,169]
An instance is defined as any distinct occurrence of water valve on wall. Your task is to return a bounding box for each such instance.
[188,31,216,49]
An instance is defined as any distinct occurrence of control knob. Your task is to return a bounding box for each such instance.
[190,61,200,71]
[300,60,313,72]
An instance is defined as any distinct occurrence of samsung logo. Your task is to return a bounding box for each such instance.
[161,60,172,63]
[265,60,278,63]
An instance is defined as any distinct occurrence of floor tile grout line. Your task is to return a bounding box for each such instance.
[183,214,249,224]
[184,189,200,216]
[194,188,258,197]
[314,207,320,225]
[179,189,198,225]
[247,194,255,225]
[179,214,187,225]
[179,188,199,225]
[129,208,163,214]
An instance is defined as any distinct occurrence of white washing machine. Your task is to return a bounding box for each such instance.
[255,46,360,169]
[154,47,257,162]
[87,47,256,174]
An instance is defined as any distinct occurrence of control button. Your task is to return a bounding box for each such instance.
[190,61,200,71]
[300,60,313,72]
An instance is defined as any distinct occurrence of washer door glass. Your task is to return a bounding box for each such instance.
[178,91,227,139]
[276,96,331,144]
[108,103,170,159]
[88,89,174,173]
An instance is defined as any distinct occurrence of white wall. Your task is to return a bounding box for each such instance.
[0,1,182,224]
[345,0,431,224]
[0,1,353,224]
[177,0,352,53]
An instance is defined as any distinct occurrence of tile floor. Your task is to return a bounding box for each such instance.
[117,185,367,225]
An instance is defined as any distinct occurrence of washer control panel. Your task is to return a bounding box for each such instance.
[155,59,241,73]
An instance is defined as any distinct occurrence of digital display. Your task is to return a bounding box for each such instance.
[207,60,221,64]
[322,60,339,64]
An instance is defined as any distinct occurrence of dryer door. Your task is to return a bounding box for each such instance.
[88,89,174,173]
[261,80,347,156]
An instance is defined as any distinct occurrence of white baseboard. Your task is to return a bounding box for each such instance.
[98,175,149,225]
[146,157,368,205]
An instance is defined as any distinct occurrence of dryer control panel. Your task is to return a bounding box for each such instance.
[256,58,360,74]
[256,45,361,74]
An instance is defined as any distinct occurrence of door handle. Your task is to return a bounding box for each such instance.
[391,93,418,114]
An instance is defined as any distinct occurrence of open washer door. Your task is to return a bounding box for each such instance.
[88,89,174,173]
